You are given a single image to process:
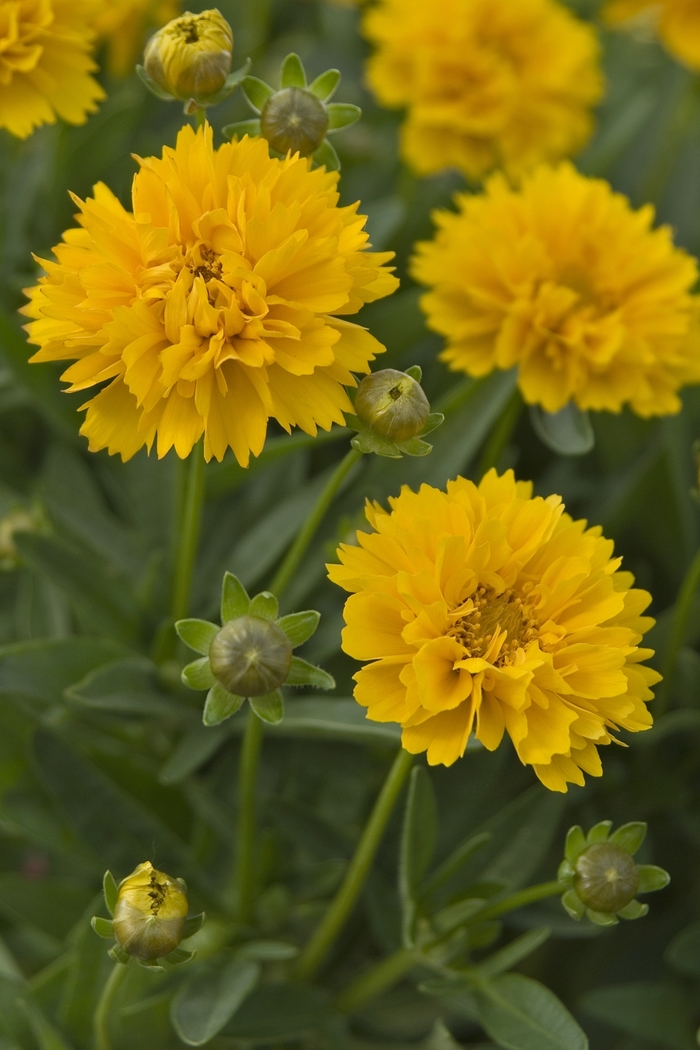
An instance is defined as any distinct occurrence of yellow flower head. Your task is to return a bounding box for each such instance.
[143,8,231,103]
[329,470,660,792]
[0,0,105,139]
[93,0,180,79]
[22,123,398,465]
[604,0,700,71]
[112,861,188,960]
[363,0,603,181]
[412,162,700,416]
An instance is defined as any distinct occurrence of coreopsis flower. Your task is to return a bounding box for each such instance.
[22,123,398,465]
[604,0,700,71]
[412,163,700,417]
[93,0,180,78]
[328,469,660,792]
[142,9,233,105]
[363,0,602,181]
[0,0,104,139]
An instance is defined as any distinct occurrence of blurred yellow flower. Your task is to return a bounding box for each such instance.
[604,0,700,71]
[412,162,700,416]
[23,123,398,465]
[0,0,104,139]
[329,470,659,792]
[363,0,603,181]
[94,0,180,78]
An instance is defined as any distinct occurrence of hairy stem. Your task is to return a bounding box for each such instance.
[94,961,128,1050]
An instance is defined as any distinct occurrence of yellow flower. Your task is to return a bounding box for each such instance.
[143,8,231,104]
[328,470,659,792]
[362,0,603,181]
[412,162,700,416]
[22,123,398,465]
[0,0,105,139]
[112,861,188,960]
[604,0,700,71]
[93,0,180,78]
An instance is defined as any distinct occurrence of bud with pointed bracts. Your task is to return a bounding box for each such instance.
[346,365,444,459]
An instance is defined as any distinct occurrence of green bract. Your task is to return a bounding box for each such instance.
[346,366,444,459]
[176,571,334,726]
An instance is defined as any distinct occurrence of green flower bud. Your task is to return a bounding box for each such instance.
[260,86,329,157]
[209,615,292,697]
[144,9,233,103]
[112,862,188,961]
[354,369,431,443]
[574,843,639,913]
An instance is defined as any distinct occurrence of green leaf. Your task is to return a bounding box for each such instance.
[0,636,125,707]
[609,822,646,855]
[564,826,586,865]
[103,871,118,916]
[249,591,279,620]
[241,76,274,113]
[176,618,219,655]
[586,820,612,845]
[221,571,250,622]
[65,658,174,715]
[277,610,321,647]
[476,929,552,979]
[17,998,76,1050]
[313,139,340,172]
[203,684,245,726]
[221,983,333,1040]
[581,982,696,1050]
[281,53,306,88]
[400,766,438,945]
[223,118,262,141]
[182,913,206,940]
[666,921,700,977]
[419,832,492,902]
[286,656,335,690]
[171,957,260,1046]
[91,916,114,938]
[159,723,229,784]
[250,689,284,724]
[136,63,174,100]
[473,973,588,1050]
[181,657,215,691]
[326,103,361,132]
[529,403,594,456]
[636,864,671,893]
[237,940,299,961]
[309,68,340,101]
[0,874,92,941]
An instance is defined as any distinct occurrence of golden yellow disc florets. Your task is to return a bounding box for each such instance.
[112,862,188,960]
[144,8,232,102]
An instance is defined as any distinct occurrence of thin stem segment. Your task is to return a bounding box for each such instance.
[477,388,522,479]
[295,748,414,982]
[466,879,564,924]
[171,441,206,624]
[236,708,264,924]
[94,961,128,1050]
[658,544,700,713]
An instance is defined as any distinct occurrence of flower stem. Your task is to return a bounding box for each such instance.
[658,544,700,713]
[464,879,564,925]
[477,388,522,479]
[171,441,206,624]
[295,748,414,982]
[236,707,264,924]
[193,106,207,128]
[270,447,362,598]
[93,961,128,1050]
[335,947,417,1014]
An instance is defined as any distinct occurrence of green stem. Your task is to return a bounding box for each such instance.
[464,880,564,925]
[171,441,206,624]
[335,947,417,1014]
[236,708,264,924]
[93,962,128,1050]
[658,544,700,714]
[295,748,414,982]
[193,106,207,129]
[477,388,522,479]
[270,447,362,597]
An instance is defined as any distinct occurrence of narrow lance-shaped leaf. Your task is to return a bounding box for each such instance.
[400,766,438,946]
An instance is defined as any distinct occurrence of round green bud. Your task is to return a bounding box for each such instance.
[209,615,292,696]
[260,87,329,157]
[574,843,639,913]
[354,369,431,443]
[112,862,188,960]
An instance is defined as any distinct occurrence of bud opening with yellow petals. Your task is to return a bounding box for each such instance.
[112,862,188,960]
[143,8,233,104]
[354,368,431,443]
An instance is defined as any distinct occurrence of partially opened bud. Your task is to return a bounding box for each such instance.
[112,862,188,960]
[260,87,329,157]
[574,843,639,913]
[144,9,233,103]
[209,615,292,697]
[355,368,431,443]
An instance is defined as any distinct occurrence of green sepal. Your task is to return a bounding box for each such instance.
[586,908,618,926]
[617,899,649,920]
[202,60,251,106]
[281,53,306,88]
[91,916,114,939]
[249,591,279,620]
[138,958,165,971]
[404,365,422,382]
[103,870,119,916]
[309,68,340,101]
[561,888,585,921]
[221,571,250,623]
[241,76,274,113]
[557,859,574,882]
[277,610,321,647]
[182,912,206,940]
[286,656,335,690]
[350,429,402,459]
[109,946,130,964]
[609,821,647,856]
[223,119,262,142]
[313,138,340,172]
[164,947,196,965]
[135,64,175,101]
[181,657,215,691]
[399,437,433,458]
[176,618,218,655]
[420,412,445,436]
[586,820,613,845]
[636,864,671,893]
[250,689,285,724]
[203,683,245,726]
[564,825,586,865]
[326,103,361,132]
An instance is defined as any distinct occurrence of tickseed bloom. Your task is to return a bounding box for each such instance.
[363,0,602,181]
[94,0,180,78]
[22,123,398,465]
[412,163,700,417]
[604,0,700,72]
[328,470,660,792]
[0,0,105,139]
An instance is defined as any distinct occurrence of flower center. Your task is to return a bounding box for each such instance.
[176,17,200,44]
[188,245,223,285]
[146,870,168,915]
[448,585,538,666]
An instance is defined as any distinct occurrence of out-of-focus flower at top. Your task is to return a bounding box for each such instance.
[93,0,180,78]
[362,0,603,182]
[22,123,398,465]
[604,0,700,71]
[329,469,660,792]
[412,162,700,417]
[0,0,104,139]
